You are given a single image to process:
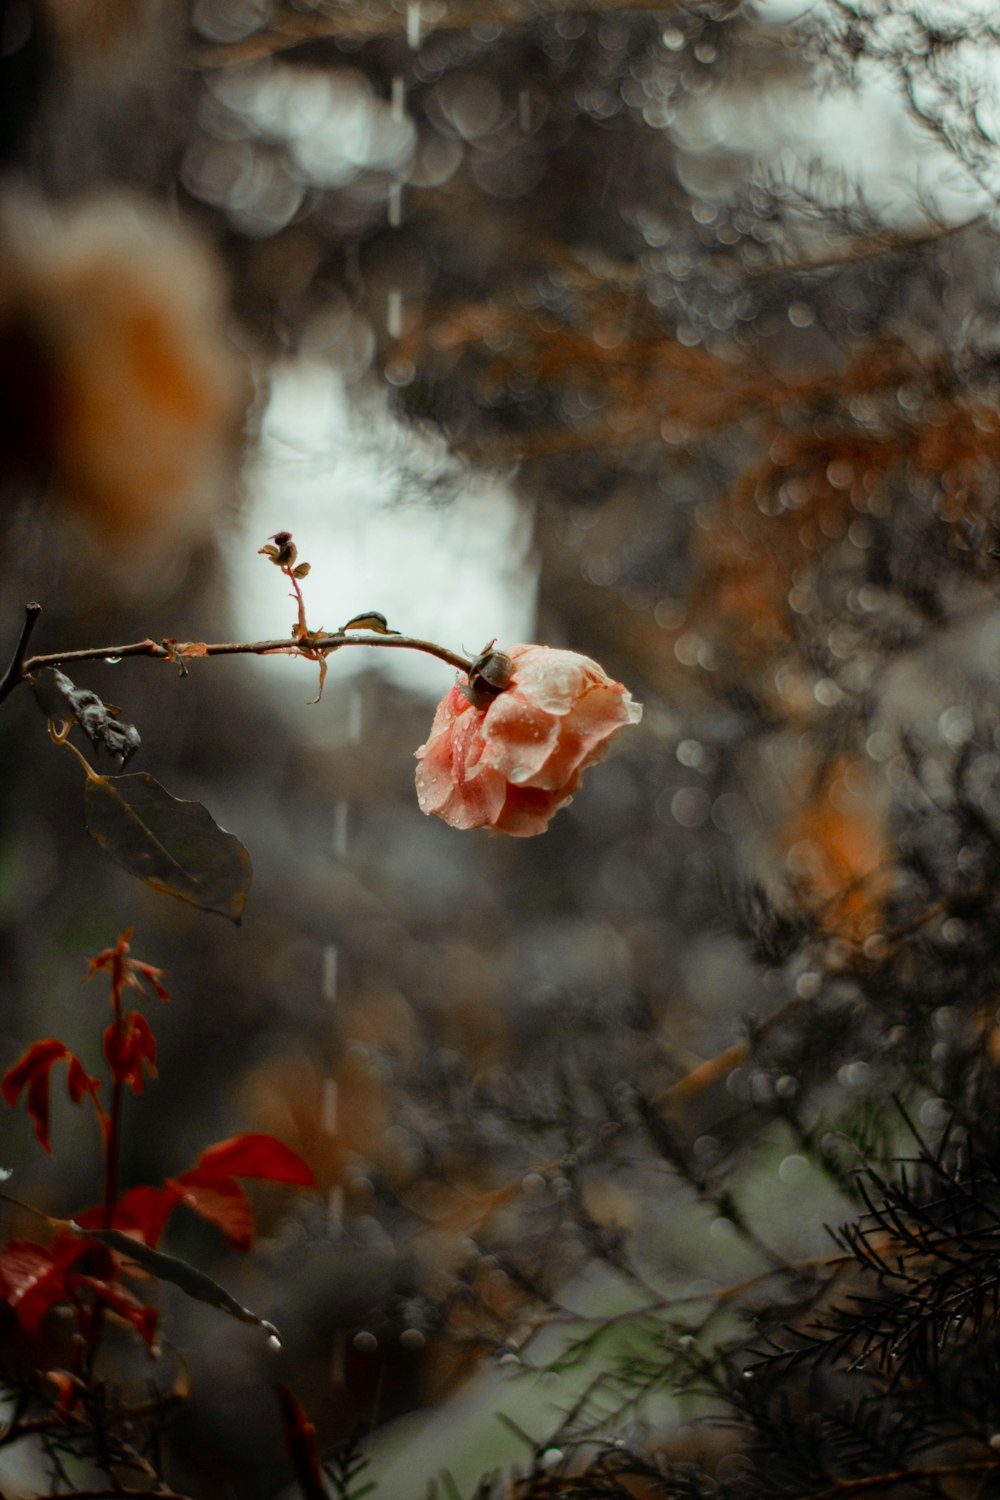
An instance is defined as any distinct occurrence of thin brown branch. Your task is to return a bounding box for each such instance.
[198,0,685,66]
[459,419,668,466]
[16,632,471,682]
[800,1460,1000,1500]
[33,1491,194,1499]
[747,211,988,280]
[0,1412,66,1445]
[540,1250,850,1333]
[0,602,42,705]
[552,213,987,291]
[654,995,805,1112]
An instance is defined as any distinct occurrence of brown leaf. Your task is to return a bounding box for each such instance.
[84,772,251,922]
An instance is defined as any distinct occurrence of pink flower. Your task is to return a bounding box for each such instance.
[415,645,642,836]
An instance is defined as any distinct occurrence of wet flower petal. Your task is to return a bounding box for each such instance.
[415,644,641,836]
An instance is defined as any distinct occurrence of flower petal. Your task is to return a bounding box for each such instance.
[416,691,507,829]
[480,692,561,786]
[493,776,581,837]
[415,646,641,835]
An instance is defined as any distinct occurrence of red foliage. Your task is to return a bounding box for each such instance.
[1,1039,102,1154]
[167,1134,316,1248]
[79,1277,159,1347]
[0,929,315,1359]
[85,928,170,1003]
[168,1172,254,1250]
[0,1234,103,1334]
[0,1228,159,1346]
[192,1132,317,1186]
[104,1010,157,1093]
[108,1184,183,1247]
[0,1132,313,1338]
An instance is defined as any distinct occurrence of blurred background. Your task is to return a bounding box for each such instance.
[4,0,1000,1495]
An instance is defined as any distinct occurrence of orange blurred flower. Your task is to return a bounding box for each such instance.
[783,755,891,947]
[1,193,242,545]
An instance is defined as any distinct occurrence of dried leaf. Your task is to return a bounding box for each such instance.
[70,1223,280,1339]
[33,666,141,766]
[84,772,252,922]
[162,639,210,677]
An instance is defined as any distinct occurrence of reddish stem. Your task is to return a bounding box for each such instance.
[80,946,128,1368]
[102,950,126,1232]
[283,565,309,639]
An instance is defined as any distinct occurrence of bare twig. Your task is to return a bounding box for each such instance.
[745,212,987,279]
[11,630,471,685]
[197,0,686,66]
[0,603,42,705]
[26,1490,194,1499]
[800,1461,1000,1500]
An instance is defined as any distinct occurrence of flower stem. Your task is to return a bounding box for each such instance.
[103,1079,124,1233]
[283,565,309,638]
[82,950,127,1372]
[102,948,126,1231]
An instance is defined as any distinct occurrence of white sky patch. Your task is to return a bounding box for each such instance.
[232,359,538,710]
[703,2,1000,223]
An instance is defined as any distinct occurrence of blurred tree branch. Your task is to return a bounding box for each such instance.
[197,0,698,66]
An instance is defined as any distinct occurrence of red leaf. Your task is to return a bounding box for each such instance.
[0,1241,60,1306]
[85,931,170,1003]
[2,1039,67,1105]
[84,929,133,983]
[74,1277,158,1347]
[170,1170,255,1250]
[127,960,171,1004]
[26,1068,56,1154]
[0,1239,91,1334]
[104,1011,157,1094]
[75,1184,182,1251]
[1,1236,157,1348]
[2,1040,100,1154]
[66,1055,102,1108]
[195,1133,315,1186]
[115,1184,182,1247]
